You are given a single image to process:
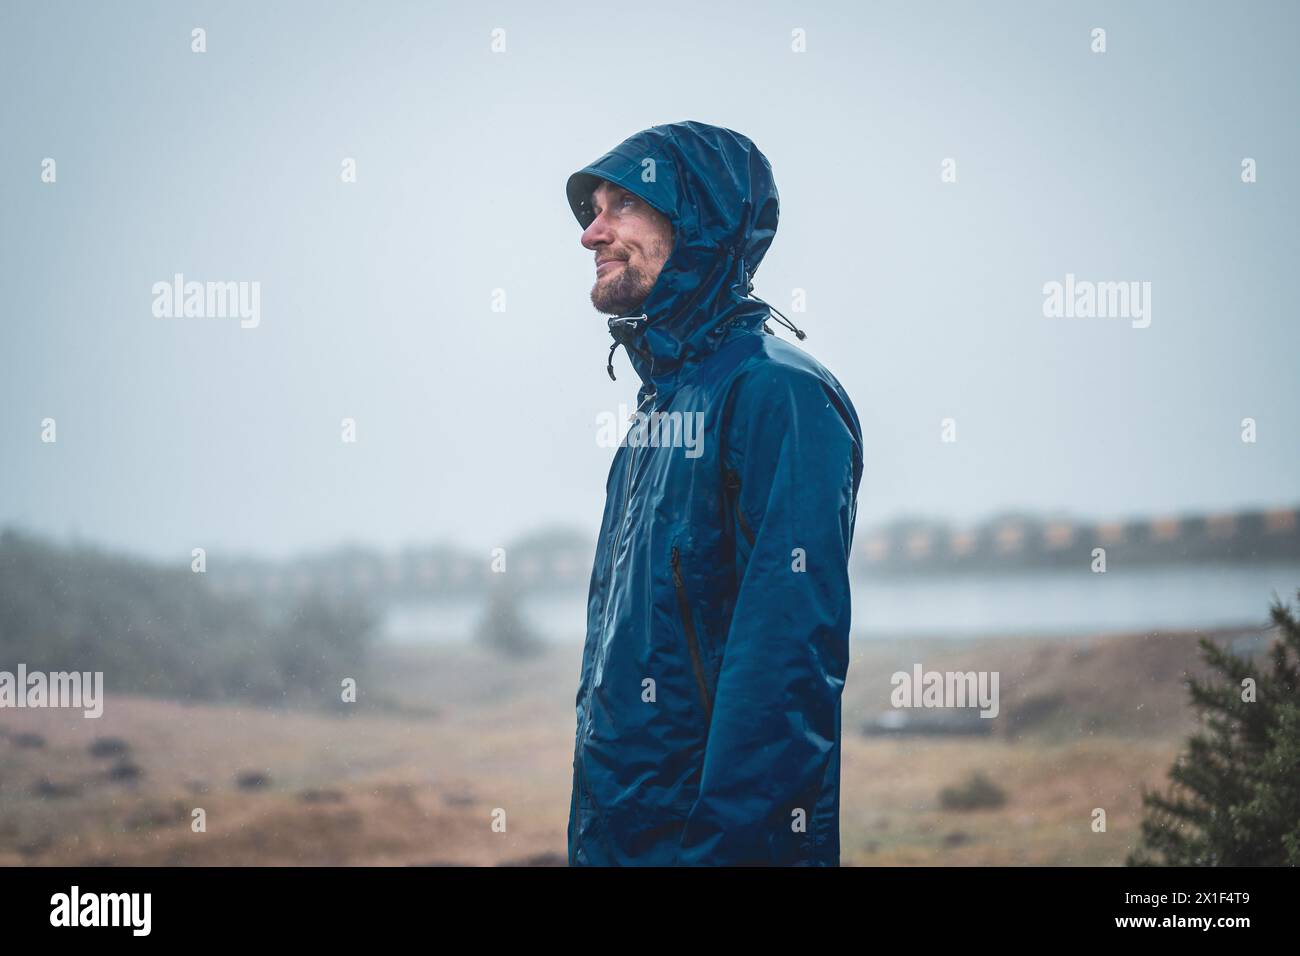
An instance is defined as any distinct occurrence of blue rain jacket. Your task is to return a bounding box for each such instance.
[565,121,863,866]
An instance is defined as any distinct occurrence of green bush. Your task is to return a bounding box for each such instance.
[1128,588,1300,866]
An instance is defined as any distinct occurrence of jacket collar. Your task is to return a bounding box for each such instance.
[606,246,773,405]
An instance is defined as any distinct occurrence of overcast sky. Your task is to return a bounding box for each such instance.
[2,0,1297,563]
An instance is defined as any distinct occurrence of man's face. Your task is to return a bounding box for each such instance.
[580,181,674,316]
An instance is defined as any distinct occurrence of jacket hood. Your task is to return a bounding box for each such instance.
[566,120,792,396]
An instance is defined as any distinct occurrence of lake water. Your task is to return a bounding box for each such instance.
[381,562,1300,645]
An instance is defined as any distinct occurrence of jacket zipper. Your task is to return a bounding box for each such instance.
[670,546,714,725]
[590,394,651,710]
[595,410,644,660]
[725,468,755,546]
[577,391,655,862]
[601,389,657,618]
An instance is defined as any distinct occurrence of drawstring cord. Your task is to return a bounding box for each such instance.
[601,269,807,382]
[744,279,806,340]
[606,313,649,381]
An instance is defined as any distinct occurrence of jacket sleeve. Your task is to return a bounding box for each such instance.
[675,363,862,865]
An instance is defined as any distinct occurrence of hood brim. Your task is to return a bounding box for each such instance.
[566,169,672,232]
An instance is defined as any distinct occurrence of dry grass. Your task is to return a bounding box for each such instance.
[0,625,1262,866]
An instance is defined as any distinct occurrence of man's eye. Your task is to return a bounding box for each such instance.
[620,195,636,207]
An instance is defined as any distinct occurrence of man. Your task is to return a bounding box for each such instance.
[565,120,864,866]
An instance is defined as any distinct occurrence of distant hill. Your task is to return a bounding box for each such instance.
[0,528,378,707]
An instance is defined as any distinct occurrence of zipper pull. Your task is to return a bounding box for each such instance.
[670,546,684,587]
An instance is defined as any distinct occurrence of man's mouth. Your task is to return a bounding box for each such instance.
[596,258,626,274]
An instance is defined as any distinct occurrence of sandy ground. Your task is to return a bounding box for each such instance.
[0,625,1265,866]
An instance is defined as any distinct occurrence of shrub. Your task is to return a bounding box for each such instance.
[1128,588,1300,865]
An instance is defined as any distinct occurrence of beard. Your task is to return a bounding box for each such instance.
[590,238,671,315]
[590,260,653,315]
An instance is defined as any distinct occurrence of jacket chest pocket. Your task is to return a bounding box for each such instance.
[724,468,756,548]
[669,545,714,729]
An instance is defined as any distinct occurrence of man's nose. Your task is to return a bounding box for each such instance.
[580,214,614,251]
